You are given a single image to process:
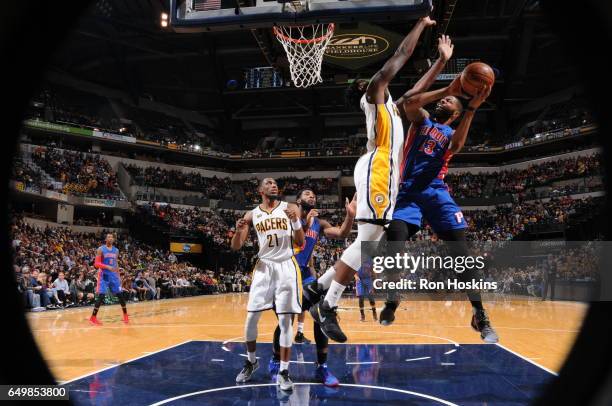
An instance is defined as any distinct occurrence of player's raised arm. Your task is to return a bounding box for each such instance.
[321,194,356,239]
[448,84,491,154]
[397,35,454,106]
[402,75,464,125]
[230,211,253,251]
[366,17,436,105]
[285,203,305,247]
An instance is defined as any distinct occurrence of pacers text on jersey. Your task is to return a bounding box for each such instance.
[255,217,289,233]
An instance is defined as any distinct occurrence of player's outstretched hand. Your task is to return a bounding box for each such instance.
[284,207,298,221]
[438,35,454,62]
[236,218,248,231]
[346,194,357,218]
[468,84,491,110]
[420,16,436,27]
[306,209,319,225]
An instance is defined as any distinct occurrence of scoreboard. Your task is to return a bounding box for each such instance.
[244,67,284,89]
[436,58,480,81]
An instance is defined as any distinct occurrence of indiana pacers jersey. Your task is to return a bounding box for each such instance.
[355,93,404,223]
[252,201,295,262]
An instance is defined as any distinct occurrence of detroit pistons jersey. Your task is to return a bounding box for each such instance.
[400,116,455,193]
[354,92,404,222]
[294,216,320,267]
[99,244,118,269]
[252,201,295,262]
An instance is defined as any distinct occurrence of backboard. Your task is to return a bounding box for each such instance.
[169,0,432,32]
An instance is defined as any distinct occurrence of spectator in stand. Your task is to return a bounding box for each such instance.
[52,271,72,306]
[29,269,50,308]
[146,271,161,300]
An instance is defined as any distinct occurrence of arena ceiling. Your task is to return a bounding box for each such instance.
[44,0,578,142]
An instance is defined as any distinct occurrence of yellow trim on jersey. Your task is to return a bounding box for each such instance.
[291,256,303,306]
[258,201,281,215]
[368,104,393,219]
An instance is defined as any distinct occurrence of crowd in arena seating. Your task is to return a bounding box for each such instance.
[11,216,225,311]
[238,177,339,205]
[126,165,234,199]
[12,158,48,190]
[12,191,603,311]
[445,154,602,199]
[31,146,123,199]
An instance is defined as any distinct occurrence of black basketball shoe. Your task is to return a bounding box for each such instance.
[236,359,259,383]
[379,300,399,326]
[294,331,311,344]
[309,300,347,343]
[471,308,499,343]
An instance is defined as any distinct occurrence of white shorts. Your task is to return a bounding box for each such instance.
[247,257,302,314]
[354,152,399,224]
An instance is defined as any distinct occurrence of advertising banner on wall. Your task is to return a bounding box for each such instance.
[324,23,402,70]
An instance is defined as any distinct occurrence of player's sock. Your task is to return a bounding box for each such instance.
[297,322,304,333]
[370,300,377,320]
[273,325,281,359]
[92,294,105,316]
[358,297,365,319]
[317,350,327,365]
[280,360,289,372]
[324,280,346,308]
[248,351,257,363]
[318,267,336,290]
[118,295,128,315]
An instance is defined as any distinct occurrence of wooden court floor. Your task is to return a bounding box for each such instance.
[26,293,586,382]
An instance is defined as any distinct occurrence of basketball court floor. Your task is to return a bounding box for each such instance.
[27,294,585,405]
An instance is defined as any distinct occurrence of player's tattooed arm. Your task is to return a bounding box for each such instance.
[402,76,464,125]
[230,210,253,251]
[397,35,454,106]
[448,84,491,154]
[366,16,435,105]
[285,203,305,247]
[322,194,356,239]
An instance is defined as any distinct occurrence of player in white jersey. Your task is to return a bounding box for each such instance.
[231,178,305,392]
[308,16,437,343]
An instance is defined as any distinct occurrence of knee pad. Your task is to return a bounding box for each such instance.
[244,311,262,342]
[277,314,293,348]
[341,223,385,270]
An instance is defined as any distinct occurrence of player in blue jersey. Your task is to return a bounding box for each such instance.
[269,189,356,387]
[378,72,499,343]
[89,233,129,325]
[355,260,377,322]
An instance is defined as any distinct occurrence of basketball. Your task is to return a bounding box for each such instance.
[460,62,495,97]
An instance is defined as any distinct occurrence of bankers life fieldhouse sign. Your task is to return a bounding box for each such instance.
[324,23,402,70]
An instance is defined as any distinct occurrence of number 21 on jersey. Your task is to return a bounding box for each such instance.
[266,234,279,247]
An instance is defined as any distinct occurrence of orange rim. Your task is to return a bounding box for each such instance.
[273,23,335,45]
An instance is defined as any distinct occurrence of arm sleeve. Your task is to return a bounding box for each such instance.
[94,254,105,269]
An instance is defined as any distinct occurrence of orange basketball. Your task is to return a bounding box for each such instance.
[460,62,495,97]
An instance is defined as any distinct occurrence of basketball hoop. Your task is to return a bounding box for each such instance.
[273,23,335,88]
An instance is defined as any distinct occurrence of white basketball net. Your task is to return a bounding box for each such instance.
[273,23,335,88]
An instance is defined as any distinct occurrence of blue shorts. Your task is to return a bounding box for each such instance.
[393,184,466,232]
[96,269,122,295]
[356,278,373,297]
